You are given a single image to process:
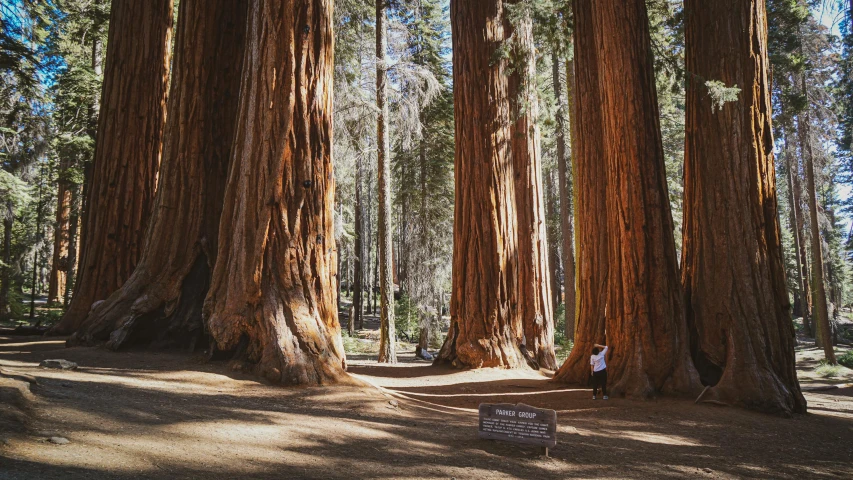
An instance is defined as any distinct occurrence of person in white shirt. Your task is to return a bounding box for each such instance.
[590,343,609,400]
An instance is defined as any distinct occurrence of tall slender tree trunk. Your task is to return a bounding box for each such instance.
[436,0,528,369]
[507,5,555,370]
[353,151,364,332]
[67,0,249,350]
[553,0,608,383]
[30,174,46,319]
[783,124,812,334]
[417,136,432,352]
[63,186,81,308]
[376,0,396,363]
[366,166,374,316]
[545,170,561,314]
[592,0,700,397]
[800,74,835,362]
[204,0,348,385]
[52,0,173,334]
[682,0,806,414]
[555,52,577,342]
[791,129,813,335]
[0,204,11,319]
[48,174,70,304]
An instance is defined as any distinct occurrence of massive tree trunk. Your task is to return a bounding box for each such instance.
[507,6,556,370]
[52,0,173,334]
[435,0,527,369]
[682,0,806,414]
[66,0,249,350]
[376,0,396,363]
[553,0,608,384]
[799,72,835,362]
[594,0,700,397]
[48,174,70,304]
[556,53,577,342]
[203,0,348,385]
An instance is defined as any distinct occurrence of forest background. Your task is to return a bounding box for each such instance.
[1,0,853,363]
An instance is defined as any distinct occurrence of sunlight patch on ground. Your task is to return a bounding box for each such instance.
[0,339,66,348]
[584,428,710,447]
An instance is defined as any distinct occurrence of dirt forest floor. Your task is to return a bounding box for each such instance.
[1,335,853,479]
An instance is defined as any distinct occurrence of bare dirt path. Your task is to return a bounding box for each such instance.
[1,335,852,479]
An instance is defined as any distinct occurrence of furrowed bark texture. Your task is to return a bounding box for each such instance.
[594,0,700,397]
[507,7,556,370]
[558,54,577,341]
[682,0,806,414]
[376,0,396,363]
[203,0,347,385]
[53,0,173,334]
[553,0,608,383]
[436,0,526,369]
[67,0,249,350]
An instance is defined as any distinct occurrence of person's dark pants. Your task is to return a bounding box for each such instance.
[592,368,608,396]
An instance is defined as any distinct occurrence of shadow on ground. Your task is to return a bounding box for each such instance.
[1,335,852,479]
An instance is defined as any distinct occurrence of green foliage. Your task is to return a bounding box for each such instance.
[838,350,853,369]
[552,303,573,363]
[815,361,843,378]
[340,331,378,355]
[394,293,419,341]
[704,80,741,113]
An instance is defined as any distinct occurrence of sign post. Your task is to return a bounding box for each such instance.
[478,403,557,456]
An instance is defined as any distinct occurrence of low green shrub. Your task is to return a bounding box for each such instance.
[837,350,853,369]
[815,361,843,378]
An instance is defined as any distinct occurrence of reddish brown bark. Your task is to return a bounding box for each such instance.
[67,0,249,350]
[435,0,527,369]
[594,0,700,397]
[48,175,71,304]
[682,0,806,414]
[52,0,173,334]
[507,6,556,370]
[553,0,608,384]
[203,0,348,385]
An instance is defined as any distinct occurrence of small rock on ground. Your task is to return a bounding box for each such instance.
[39,359,78,370]
[48,437,70,445]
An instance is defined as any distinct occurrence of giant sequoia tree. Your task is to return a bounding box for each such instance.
[553,0,608,384]
[555,0,699,396]
[507,3,556,370]
[435,0,527,369]
[682,0,806,414]
[203,0,348,385]
[67,0,249,349]
[52,0,173,334]
[597,0,698,396]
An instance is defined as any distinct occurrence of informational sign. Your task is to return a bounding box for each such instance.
[478,403,557,448]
